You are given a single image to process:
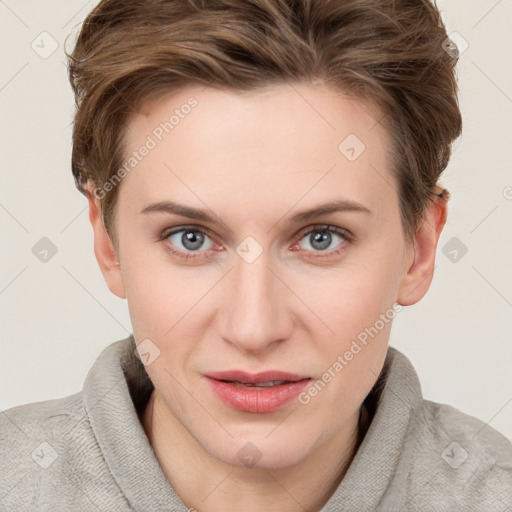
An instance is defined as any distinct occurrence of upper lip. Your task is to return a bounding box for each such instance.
[204,370,311,384]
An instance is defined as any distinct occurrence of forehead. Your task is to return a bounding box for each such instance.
[120,82,395,219]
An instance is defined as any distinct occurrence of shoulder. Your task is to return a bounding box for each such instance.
[0,393,123,511]
[0,394,78,506]
[1,392,89,458]
[423,399,512,469]
[409,399,512,510]
[1,391,84,434]
[1,392,85,461]
[364,347,512,510]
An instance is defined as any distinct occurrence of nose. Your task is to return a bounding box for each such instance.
[219,250,294,354]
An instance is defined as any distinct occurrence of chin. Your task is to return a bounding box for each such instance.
[202,430,315,470]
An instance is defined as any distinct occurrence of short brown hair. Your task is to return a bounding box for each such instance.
[66,0,462,248]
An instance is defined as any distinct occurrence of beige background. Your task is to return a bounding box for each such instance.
[1,0,511,440]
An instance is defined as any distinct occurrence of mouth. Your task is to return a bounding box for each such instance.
[204,370,313,413]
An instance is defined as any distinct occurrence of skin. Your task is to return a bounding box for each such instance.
[86,82,447,512]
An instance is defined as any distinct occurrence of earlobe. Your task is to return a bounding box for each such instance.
[85,187,126,299]
[397,193,448,306]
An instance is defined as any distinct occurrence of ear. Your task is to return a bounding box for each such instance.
[397,192,448,306]
[85,185,126,299]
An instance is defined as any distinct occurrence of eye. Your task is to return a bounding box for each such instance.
[162,226,216,259]
[294,225,353,257]
[160,224,354,261]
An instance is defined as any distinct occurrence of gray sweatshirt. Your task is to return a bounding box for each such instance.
[1,336,511,511]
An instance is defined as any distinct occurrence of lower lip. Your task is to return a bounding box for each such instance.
[205,377,312,413]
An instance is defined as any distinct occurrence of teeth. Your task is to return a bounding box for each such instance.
[231,380,288,388]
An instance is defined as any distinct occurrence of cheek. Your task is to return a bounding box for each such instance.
[295,267,395,420]
[291,254,401,392]
[120,240,182,338]
[124,264,201,340]
[292,257,401,341]
[121,244,224,365]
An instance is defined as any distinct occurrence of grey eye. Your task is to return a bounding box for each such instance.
[168,229,214,252]
[299,229,345,252]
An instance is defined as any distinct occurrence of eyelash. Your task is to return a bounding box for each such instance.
[160,224,354,261]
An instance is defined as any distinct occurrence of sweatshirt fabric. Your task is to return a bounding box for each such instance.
[1,335,511,512]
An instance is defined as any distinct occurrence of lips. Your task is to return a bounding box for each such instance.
[204,370,312,413]
[204,370,310,384]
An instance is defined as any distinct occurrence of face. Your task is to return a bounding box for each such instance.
[91,82,432,469]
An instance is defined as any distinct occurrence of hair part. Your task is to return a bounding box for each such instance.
[66,0,462,249]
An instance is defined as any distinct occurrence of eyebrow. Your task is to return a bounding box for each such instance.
[140,199,371,226]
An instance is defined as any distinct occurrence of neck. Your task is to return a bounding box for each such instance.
[142,390,366,512]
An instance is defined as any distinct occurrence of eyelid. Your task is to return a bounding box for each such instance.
[294,223,354,242]
[161,224,212,240]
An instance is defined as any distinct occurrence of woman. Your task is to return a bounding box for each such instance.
[1,0,511,510]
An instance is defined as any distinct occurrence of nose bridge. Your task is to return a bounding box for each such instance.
[222,248,290,352]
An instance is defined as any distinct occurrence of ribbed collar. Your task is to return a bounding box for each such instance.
[83,336,423,511]
[83,336,184,511]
